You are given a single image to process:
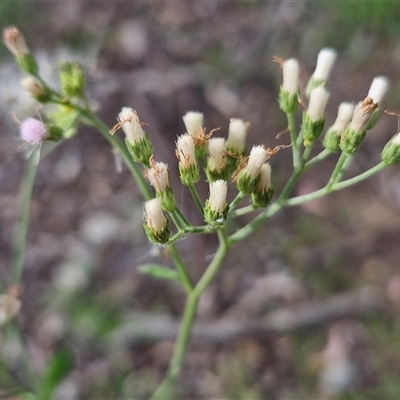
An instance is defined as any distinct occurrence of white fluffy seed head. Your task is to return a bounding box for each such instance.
[246,146,268,179]
[308,86,330,121]
[313,48,337,80]
[208,137,226,171]
[118,107,145,143]
[257,163,272,193]
[182,111,204,138]
[367,76,390,105]
[146,161,170,192]
[282,58,300,94]
[331,102,354,133]
[227,119,248,153]
[144,198,167,233]
[208,180,228,213]
[176,134,197,168]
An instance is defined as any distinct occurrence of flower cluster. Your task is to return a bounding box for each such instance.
[278,48,394,156]
[113,107,275,243]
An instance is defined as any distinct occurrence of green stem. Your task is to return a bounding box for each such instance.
[150,229,229,399]
[13,149,40,283]
[170,210,185,230]
[188,185,204,215]
[174,208,191,227]
[287,112,300,169]
[305,148,332,170]
[285,162,386,207]
[228,202,282,245]
[168,244,194,292]
[228,192,245,213]
[326,152,352,189]
[167,225,214,245]
[228,204,255,218]
[302,143,313,163]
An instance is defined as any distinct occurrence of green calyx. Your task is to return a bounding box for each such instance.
[125,134,154,168]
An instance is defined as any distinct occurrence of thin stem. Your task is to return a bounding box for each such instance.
[169,210,185,230]
[228,192,245,213]
[326,152,352,189]
[173,208,191,228]
[167,225,214,245]
[278,169,302,201]
[287,112,300,169]
[284,162,386,207]
[13,149,40,283]
[168,244,194,292]
[228,204,255,218]
[150,229,229,399]
[305,148,332,170]
[228,202,282,245]
[188,185,204,215]
[302,143,313,163]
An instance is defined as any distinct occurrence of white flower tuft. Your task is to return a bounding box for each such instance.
[118,107,145,144]
[182,111,204,138]
[308,86,330,121]
[144,198,168,233]
[246,146,268,179]
[208,180,228,213]
[313,48,337,81]
[176,133,197,168]
[367,76,390,105]
[282,58,300,95]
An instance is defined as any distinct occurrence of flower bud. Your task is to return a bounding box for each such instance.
[340,97,378,154]
[60,61,86,97]
[3,26,38,75]
[207,137,228,181]
[251,163,274,208]
[21,77,49,101]
[182,111,204,138]
[118,108,153,167]
[145,161,176,212]
[236,145,268,194]
[306,48,337,97]
[381,132,400,165]
[365,76,390,131]
[143,198,170,244]
[204,180,229,225]
[279,58,300,113]
[176,134,200,186]
[323,102,354,152]
[302,86,330,145]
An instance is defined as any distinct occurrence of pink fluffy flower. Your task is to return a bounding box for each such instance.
[20,117,48,145]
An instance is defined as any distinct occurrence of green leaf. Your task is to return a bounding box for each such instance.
[138,264,180,281]
[36,348,74,400]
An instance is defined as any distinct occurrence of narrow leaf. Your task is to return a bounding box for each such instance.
[138,264,179,281]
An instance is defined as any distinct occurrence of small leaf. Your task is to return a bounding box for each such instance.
[37,348,74,400]
[138,264,179,281]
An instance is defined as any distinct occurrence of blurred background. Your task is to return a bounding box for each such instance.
[1,1,400,399]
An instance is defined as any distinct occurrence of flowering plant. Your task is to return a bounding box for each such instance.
[2,26,400,399]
